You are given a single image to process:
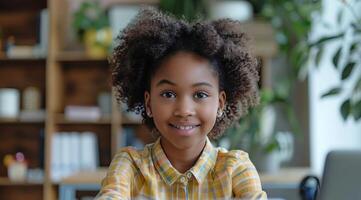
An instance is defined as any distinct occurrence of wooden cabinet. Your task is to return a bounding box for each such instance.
[0,1,47,199]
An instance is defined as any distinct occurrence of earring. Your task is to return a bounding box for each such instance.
[217,109,223,118]
[146,110,152,117]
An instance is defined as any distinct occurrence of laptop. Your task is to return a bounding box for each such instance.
[318,150,361,200]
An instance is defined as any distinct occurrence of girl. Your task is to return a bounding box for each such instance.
[96,8,266,200]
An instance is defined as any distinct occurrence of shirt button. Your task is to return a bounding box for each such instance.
[186,172,192,179]
[180,176,188,185]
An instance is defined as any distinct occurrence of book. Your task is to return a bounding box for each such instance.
[64,105,101,121]
[79,132,99,171]
[51,131,99,181]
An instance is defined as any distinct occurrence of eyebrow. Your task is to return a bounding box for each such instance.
[156,79,214,88]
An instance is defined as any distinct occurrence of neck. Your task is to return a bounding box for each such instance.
[160,137,206,173]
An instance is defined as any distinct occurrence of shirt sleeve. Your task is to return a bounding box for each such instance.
[231,150,267,200]
[95,147,141,200]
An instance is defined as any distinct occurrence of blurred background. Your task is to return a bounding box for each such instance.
[0,0,360,199]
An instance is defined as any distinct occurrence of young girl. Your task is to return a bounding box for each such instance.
[96,8,266,200]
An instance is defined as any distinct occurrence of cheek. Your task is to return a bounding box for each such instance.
[199,104,218,123]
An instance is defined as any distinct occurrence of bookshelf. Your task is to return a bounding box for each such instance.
[0,0,277,199]
[0,1,47,200]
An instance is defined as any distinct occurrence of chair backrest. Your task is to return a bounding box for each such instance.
[318,150,361,200]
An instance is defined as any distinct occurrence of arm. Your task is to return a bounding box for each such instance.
[95,148,141,200]
[232,151,267,200]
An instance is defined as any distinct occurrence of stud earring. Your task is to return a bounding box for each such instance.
[146,110,152,117]
[217,109,223,118]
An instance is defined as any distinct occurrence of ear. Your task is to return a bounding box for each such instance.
[218,91,226,112]
[144,91,152,117]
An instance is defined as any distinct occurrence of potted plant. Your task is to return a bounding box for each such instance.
[309,0,361,121]
[73,1,112,58]
[215,0,320,172]
[159,0,207,21]
[217,88,299,173]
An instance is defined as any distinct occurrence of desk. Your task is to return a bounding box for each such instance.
[59,167,311,200]
[260,168,313,200]
[59,169,107,200]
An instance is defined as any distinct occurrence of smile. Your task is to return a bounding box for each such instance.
[170,124,200,130]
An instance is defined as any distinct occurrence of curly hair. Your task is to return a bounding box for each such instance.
[111,8,260,139]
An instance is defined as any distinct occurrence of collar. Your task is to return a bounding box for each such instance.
[151,137,217,186]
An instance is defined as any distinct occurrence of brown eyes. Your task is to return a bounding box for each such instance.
[161,91,176,98]
[160,91,209,99]
[194,91,209,99]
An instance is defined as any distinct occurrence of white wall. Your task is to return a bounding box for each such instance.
[309,0,361,175]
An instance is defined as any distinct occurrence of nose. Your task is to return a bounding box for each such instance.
[173,96,196,118]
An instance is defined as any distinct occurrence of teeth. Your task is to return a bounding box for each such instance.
[173,125,197,130]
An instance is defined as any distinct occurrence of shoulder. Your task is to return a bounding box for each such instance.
[214,148,258,175]
[216,148,252,167]
[109,145,152,172]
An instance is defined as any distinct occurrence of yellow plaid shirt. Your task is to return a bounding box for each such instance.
[96,137,267,200]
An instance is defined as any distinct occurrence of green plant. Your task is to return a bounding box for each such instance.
[261,0,321,79]
[219,88,299,153]
[159,0,207,21]
[73,1,109,40]
[217,1,317,153]
[310,0,361,121]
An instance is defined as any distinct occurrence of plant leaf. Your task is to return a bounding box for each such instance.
[315,47,323,66]
[263,139,280,153]
[354,76,361,92]
[352,100,361,121]
[337,9,343,24]
[321,87,342,98]
[350,42,357,52]
[332,47,342,69]
[341,62,356,80]
[340,99,351,120]
[309,33,344,47]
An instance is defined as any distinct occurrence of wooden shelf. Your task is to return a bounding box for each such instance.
[259,167,311,185]
[0,55,46,63]
[54,114,112,125]
[56,51,108,63]
[0,0,46,11]
[0,118,45,124]
[58,168,107,185]
[0,177,43,186]
[53,114,142,125]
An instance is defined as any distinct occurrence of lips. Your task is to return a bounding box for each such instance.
[170,124,200,130]
[169,123,200,136]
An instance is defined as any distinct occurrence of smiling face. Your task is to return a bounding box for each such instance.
[144,51,226,150]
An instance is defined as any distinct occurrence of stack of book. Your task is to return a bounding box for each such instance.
[51,131,99,182]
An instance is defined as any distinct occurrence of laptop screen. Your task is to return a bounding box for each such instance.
[318,150,361,200]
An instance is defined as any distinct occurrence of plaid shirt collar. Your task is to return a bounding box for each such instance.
[151,137,217,186]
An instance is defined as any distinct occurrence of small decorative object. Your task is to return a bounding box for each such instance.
[23,87,41,111]
[209,0,253,21]
[73,1,112,58]
[27,168,44,183]
[0,88,20,119]
[3,152,28,182]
